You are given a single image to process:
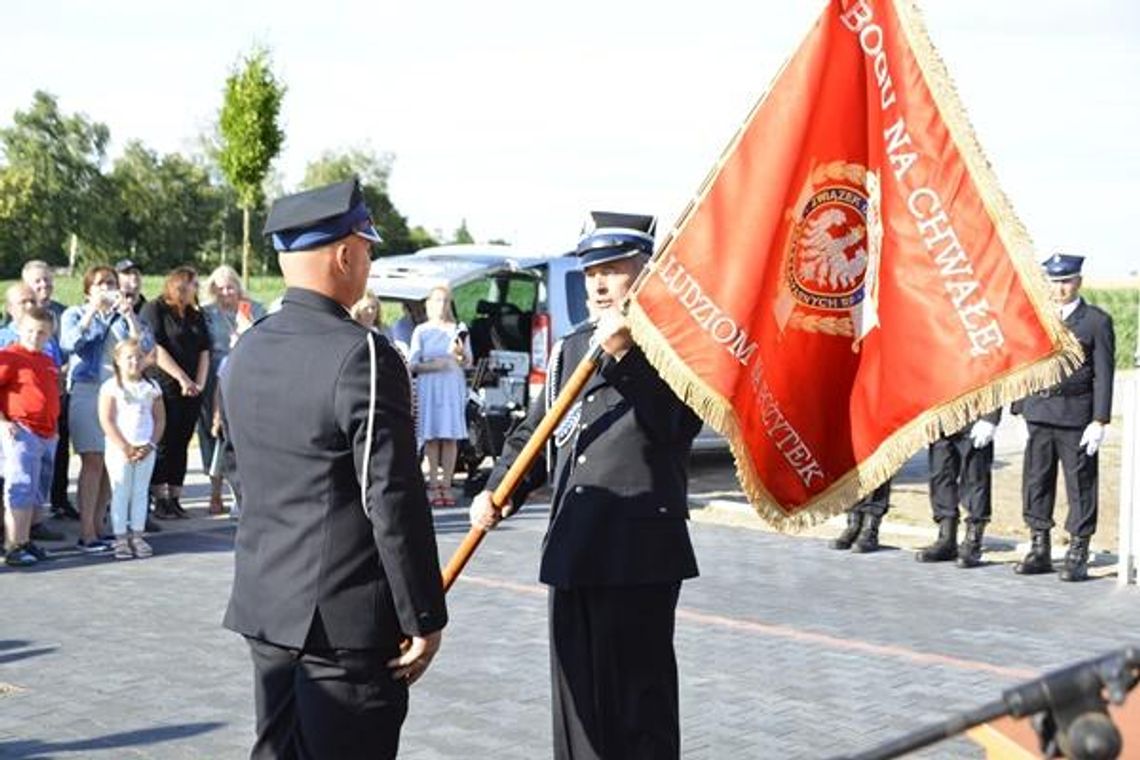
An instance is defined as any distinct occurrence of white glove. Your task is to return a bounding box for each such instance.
[969,420,996,449]
[1079,421,1105,456]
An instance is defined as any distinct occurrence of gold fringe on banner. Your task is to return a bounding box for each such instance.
[626,0,1084,532]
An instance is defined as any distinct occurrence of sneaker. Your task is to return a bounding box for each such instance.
[24,542,50,561]
[112,536,133,560]
[76,538,110,554]
[29,523,65,541]
[129,533,153,559]
[5,545,39,567]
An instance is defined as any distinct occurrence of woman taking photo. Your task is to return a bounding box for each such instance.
[408,285,470,507]
[60,266,154,551]
[140,267,210,520]
[200,265,264,514]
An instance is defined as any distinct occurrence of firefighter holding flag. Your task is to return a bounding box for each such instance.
[471,213,701,759]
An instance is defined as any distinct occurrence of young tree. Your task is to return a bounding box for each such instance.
[217,46,285,285]
[451,219,474,244]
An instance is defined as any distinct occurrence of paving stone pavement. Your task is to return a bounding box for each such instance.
[3,491,1139,759]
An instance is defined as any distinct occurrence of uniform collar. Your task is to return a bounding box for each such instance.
[281,287,353,319]
[1060,296,1082,322]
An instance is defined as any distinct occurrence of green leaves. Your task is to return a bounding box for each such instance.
[218,47,285,211]
[0,91,111,272]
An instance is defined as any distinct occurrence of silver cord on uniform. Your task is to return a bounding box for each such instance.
[361,331,377,517]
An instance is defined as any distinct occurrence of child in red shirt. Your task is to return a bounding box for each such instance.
[1,307,61,567]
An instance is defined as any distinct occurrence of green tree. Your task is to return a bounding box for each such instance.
[451,219,475,244]
[0,91,111,275]
[108,141,226,272]
[300,148,419,256]
[217,46,285,285]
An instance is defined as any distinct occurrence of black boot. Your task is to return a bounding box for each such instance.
[830,511,863,550]
[956,522,986,568]
[916,518,958,563]
[1014,530,1053,575]
[169,496,189,519]
[1059,536,1090,582]
[851,514,882,554]
[153,497,177,520]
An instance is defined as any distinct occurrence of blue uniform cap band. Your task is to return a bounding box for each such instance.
[271,200,381,252]
[576,229,654,268]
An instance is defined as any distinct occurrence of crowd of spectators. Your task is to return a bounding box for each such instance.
[0,259,262,567]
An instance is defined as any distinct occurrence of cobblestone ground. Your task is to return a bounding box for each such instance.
[3,490,1138,758]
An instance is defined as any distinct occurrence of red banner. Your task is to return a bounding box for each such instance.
[628,0,1080,527]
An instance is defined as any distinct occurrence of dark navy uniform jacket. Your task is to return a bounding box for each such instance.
[489,323,701,589]
[1012,299,1115,428]
[222,288,447,650]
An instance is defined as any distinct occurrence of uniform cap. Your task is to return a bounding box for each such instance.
[575,211,656,268]
[263,177,382,253]
[1041,252,1084,281]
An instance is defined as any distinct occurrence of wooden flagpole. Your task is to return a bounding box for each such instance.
[440,344,605,591]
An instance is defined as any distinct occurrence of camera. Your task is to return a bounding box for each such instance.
[97,290,120,308]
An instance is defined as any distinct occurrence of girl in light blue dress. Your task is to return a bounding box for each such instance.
[408,285,470,507]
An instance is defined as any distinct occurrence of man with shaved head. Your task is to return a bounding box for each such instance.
[222,178,447,759]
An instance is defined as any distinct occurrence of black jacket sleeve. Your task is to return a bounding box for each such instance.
[601,346,703,444]
[980,407,1002,425]
[335,333,447,637]
[1092,313,1115,423]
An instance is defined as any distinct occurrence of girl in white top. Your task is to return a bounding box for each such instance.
[98,338,166,559]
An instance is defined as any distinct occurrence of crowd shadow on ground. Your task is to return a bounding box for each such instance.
[0,722,225,759]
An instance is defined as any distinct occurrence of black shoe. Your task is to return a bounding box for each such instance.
[5,544,39,567]
[1014,530,1053,575]
[1059,536,1090,582]
[24,542,50,561]
[830,511,863,550]
[52,501,81,520]
[145,515,164,533]
[29,523,65,542]
[956,522,986,568]
[851,515,883,554]
[916,518,958,563]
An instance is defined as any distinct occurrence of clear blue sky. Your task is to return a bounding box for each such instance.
[2,1,1137,278]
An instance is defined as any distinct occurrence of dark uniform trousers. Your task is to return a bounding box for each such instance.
[1013,299,1113,539]
[1022,424,1097,537]
[550,583,682,760]
[929,431,994,524]
[223,289,447,760]
[851,480,891,517]
[490,325,701,760]
[247,637,407,760]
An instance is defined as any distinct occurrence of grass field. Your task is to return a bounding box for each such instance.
[1085,287,1139,369]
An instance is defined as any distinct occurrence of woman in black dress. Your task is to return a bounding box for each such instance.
[140,266,210,518]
